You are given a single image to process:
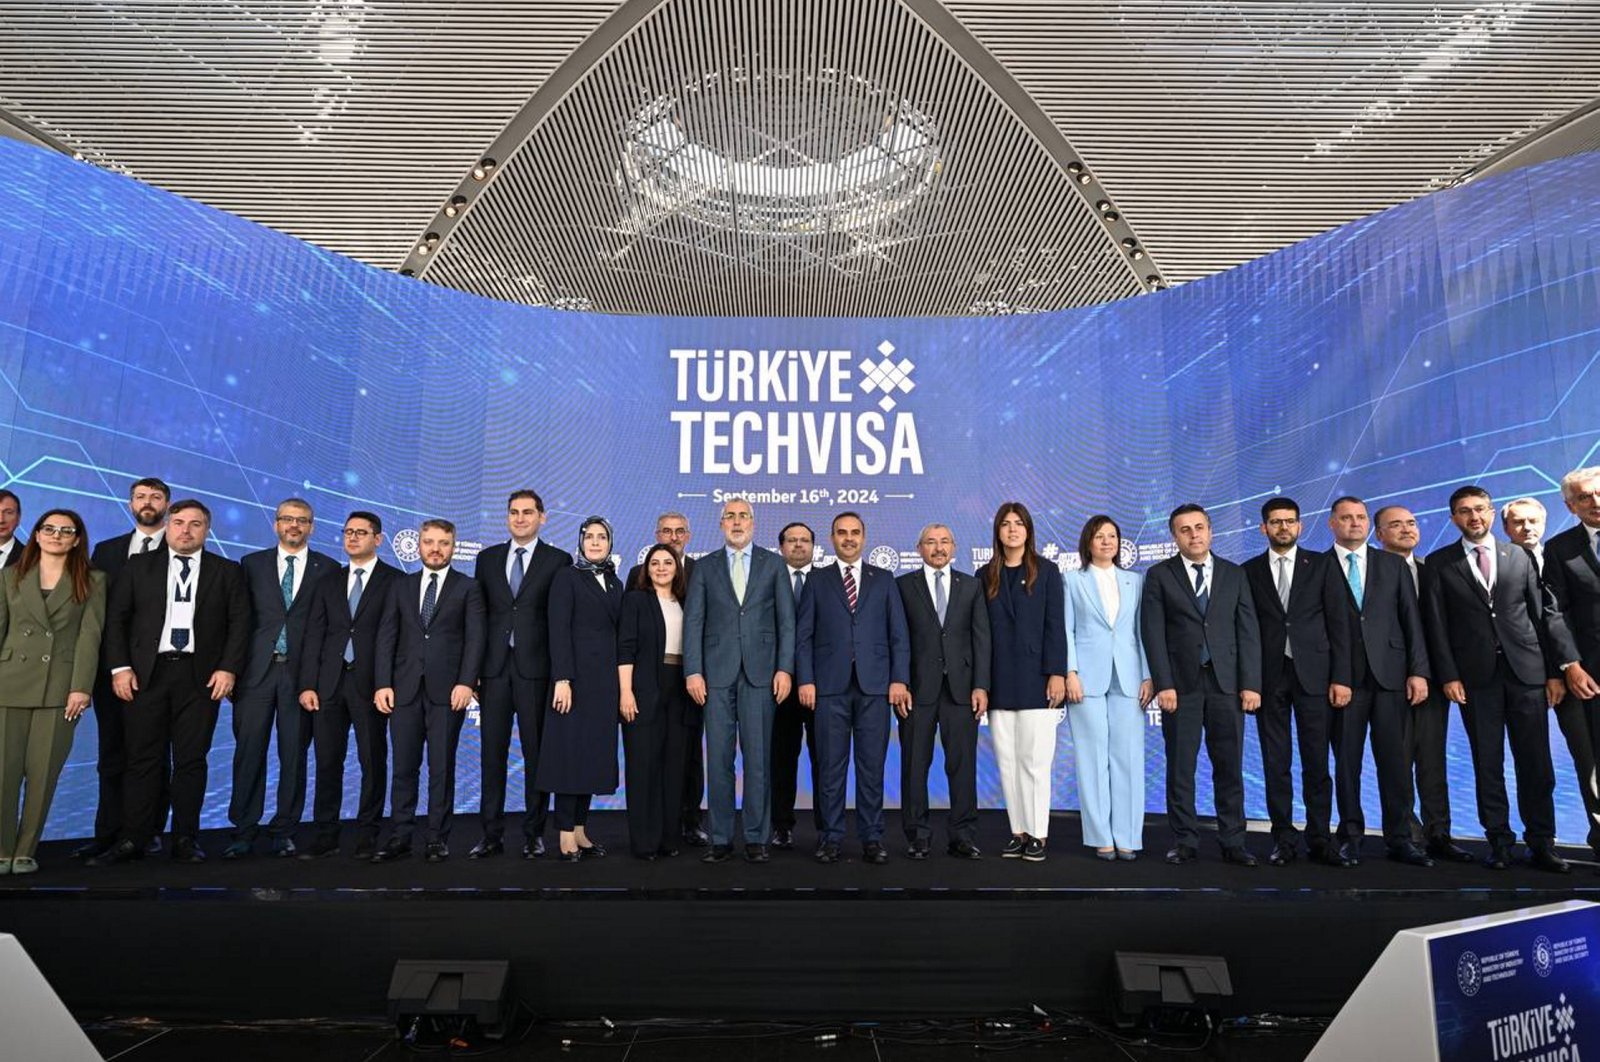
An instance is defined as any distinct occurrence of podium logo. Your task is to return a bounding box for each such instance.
[391,528,421,564]
[1533,936,1554,978]
[1457,950,1483,997]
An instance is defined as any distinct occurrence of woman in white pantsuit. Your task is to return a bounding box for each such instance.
[1063,516,1153,861]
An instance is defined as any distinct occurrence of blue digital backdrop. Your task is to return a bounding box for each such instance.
[3,136,1599,842]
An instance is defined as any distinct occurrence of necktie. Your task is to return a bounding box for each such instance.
[274,555,296,656]
[344,567,364,663]
[1408,559,1419,595]
[1275,555,1291,610]
[171,555,192,651]
[934,568,948,625]
[1191,562,1208,614]
[1346,552,1363,610]
[843,564,858,613]
[510,547,526,596]
[421,572,439,628]
[793,569,805,602]
[1475,544,1492,588]
[731,550,747,604]
[140,535,154,553]
[1593,529,1600,562]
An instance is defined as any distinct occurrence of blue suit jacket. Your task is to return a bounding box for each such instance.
[684,544,796,689]
[239,546,338,688]
[1064,567,1150,699]
[984,559,1070,708]
[795,561,910,696]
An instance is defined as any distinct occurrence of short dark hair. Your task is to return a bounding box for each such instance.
[1448,485,1492,512]
[832,510,865,532]
[0,489,18,512]
[420,518,455,536]
[1260,497,1299,522]
[347,510,383,534]
[169,498,212,521]
[1167,503,1207,531]
[1329,495,1365,513]
[778,521,814,546]
[131,477,170,499]
[507,489,544,512]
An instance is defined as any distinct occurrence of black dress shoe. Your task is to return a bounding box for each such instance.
[170,837,205,864]
[771,828,794,850]
[145,836,164,856]
[578,842,606,860]
[1485,844,1512,870]
[905,839,930,860]
[352,837,377,860]
[87,839,142,867]
[702,844,733,864]
[744,843,770,864]
[815,842,840,864]
[270,837,298,859]
[1427,839,1477,864]
[1165,844,1197,865]
[221,840,253,861]
[1530,846,1572,874]
[947,840,982,860]
[299,838,340,860]
[632,851,658,861]
[371,839,412,863]
[523,837,546,859]
[557,849,583,863]
[863,841,889,865]
[1338,842,1363,867]
[1267,842,1297,867]
[682,826,712,848]
[1388,842,1435,868]
[424,842,449,863]
[72,839,112,861]
[1220,846,1259,868]
[1309,844,1354,868]
[656,846,680,858]
[469,839,504,859]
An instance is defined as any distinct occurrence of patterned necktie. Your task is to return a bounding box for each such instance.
[731,550,747,604]
[1275,555,1291,610]
[1475,544,1492,589]
[140,535,154,553]
[1346,552,1363,610]
[843,564,859,613]
[934,568,948,625]
[1191,562,1208,614]
[344,567,364,663]
[274,555,296,656]
[171,555,192,651]
[421,572,439,628]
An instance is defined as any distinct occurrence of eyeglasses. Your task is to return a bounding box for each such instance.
[277,515,313,526]
[343,528,374,538]
[1264,518,1300,528]
[37,524,78,538]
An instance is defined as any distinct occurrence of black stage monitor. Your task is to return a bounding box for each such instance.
[387,959,512,1044]
[1110,951,1233,1032]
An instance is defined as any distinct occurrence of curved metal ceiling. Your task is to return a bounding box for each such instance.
[1,0,1597,316]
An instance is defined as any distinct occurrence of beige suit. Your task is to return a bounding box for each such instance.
[0,565,106,859]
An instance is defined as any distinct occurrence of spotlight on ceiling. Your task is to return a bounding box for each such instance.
[1104,211,1120,222]
[1096,200,1112,213]
[400,268,415,277]
[1067,161,1084,176]
[471,158,497,181]
[444,195,468,218]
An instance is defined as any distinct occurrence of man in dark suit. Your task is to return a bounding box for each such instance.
[624,511,707,848]
[75,476,172,861]
[1373,504,1474,863]
[797,512,911,864]
[1543,467,1600,864]
[1242,497,1352,867]
[1327,495,1433,866]
[683,497,795,864]
[1502,495,1600,858]
[1424,486,1569,872]
[1140,503,1262,866]
[770,521,821,850]
[0,489,22,568]
[296,511,400,859]
[471,489,570,860]
[373,519,486,863]
[89,498,250,864]
[224,498,337,859]
[896,522,989,860]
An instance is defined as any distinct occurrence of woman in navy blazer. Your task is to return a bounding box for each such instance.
[1064,516,1153,861]
[981,502,1069,861]
[617,545,695,860]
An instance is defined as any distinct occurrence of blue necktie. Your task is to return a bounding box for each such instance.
[343,567,364,663]
[421,572,439,629]
[508,547,526,647]
[274,555,296,656]
[1346,553,1363,611]
[171,555,192,651]
[1191,563,1210,665]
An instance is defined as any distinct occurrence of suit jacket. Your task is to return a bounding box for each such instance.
[684,545,795,689]
[1242,548,1351,694]
[1,542,21,569]
[1064,566,1150,699]
[895,567,990,703]
[239,546,337,688]
[983,559,1070,708]
[103,548,250,689]
[1329,547,1428,691]
[1541,523,1600,675]
[1423,538,1557,688]
[475,539,571,681]
[374,567,486,704]
[90,530,164,585]
[617,589,698,725]
[795,561,910,696]
[298,559,402,703]
[1140,554,1261,696]
[0,566,106,706]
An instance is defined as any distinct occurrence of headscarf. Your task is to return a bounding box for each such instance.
[573,515,616,574]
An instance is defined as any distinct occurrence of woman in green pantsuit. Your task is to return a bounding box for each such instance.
[0,508,105,874]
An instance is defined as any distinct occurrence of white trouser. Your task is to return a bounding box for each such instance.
[989,708,1058,839]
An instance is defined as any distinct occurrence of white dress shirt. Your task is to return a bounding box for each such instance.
[923,562,952,611]
[1089,562,1120,625]
[1332,543,1369,594]
[128,531,162,557]
[506,537,538,585]
[1461,534,1498,592]
[0,539,16,568]
[418,565,450,612]
[277,546,309,600]
[1183,553,1215,595]
[347,559,377,599]
[660,597,685,656]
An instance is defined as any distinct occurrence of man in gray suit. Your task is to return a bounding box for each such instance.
[684,497,796,864]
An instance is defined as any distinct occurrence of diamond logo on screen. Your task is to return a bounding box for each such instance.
[859,340,916,412]
[391,528,421,564]
[1457,950,1483,997]
[868,544,901,572]
[1534,936,1554,978]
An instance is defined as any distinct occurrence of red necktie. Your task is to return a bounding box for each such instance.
[843,564,858,613]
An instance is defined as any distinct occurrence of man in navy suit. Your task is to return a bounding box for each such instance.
[224,498,337,859]
[471,489,570,860]
[0,489,22,568]
[373,519,486,863]
[296,511,400,859]
[1140,503,1262,866]
[797,512,911,864]
[1544,467,1600,861]
[684,497,795,864]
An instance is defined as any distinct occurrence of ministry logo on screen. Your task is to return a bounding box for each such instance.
[390,528,421,564]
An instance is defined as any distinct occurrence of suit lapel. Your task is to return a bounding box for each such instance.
[16,569,51,628]
[1448,547,1491,609]
[1084,570,1110,626]
[911,569,938,625]
[1175,558,1205,619]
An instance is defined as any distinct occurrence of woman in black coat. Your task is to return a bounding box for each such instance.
[539,516,623,861]
[617,544,696,860]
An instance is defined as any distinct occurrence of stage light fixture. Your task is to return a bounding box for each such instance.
[1104,211,1119,222]
[1067,161,1084,175]
[444,195,467,218]
[1111,952,1233,1033]
[1096,200,1112,213]
[400,268,415,277]
[1121,238,1138,250]
[471,158,496,181]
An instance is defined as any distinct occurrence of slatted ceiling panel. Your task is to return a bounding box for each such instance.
[948,0,1600,284]
[0,1,623,267]
[424,0,1139,316]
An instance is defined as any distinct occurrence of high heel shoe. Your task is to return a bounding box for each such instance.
[557,848,583,863]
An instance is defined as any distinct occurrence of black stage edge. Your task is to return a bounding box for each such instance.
[1,810,1592,1023]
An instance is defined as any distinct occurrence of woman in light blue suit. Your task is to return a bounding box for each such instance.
[1064,516,1153,860]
